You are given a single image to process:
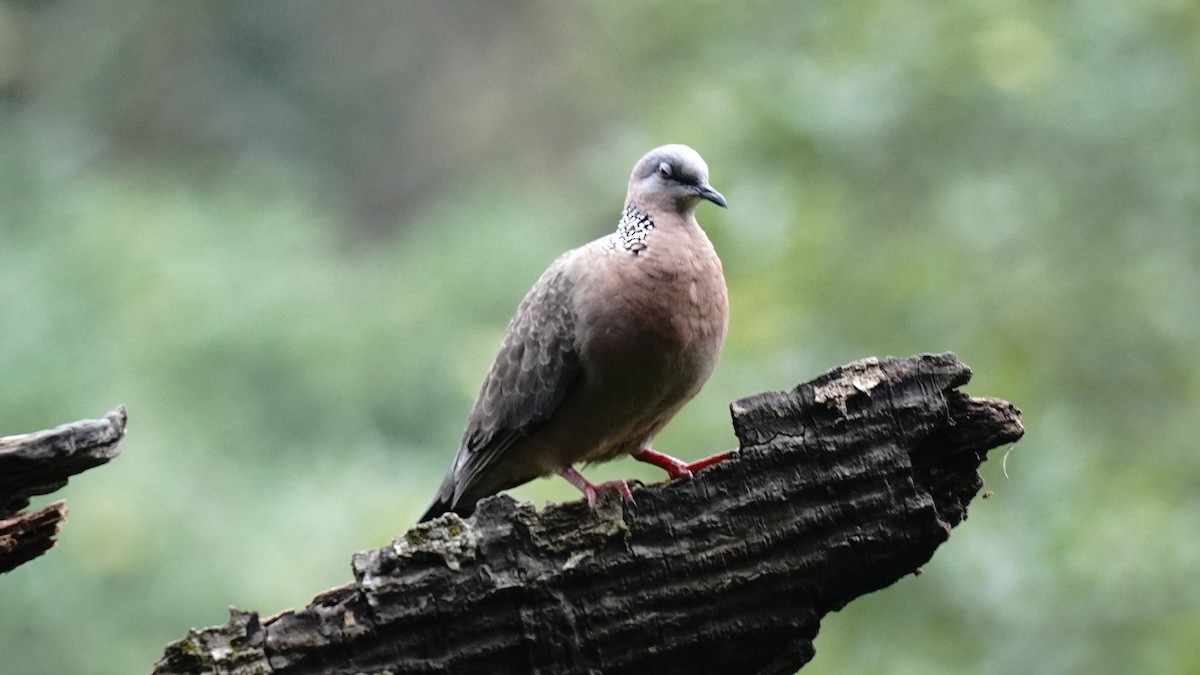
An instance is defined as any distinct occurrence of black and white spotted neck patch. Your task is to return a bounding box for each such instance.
[608,204,656,255]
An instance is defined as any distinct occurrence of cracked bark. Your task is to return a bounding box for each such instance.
[0,406,127,574]
[152,353,1023,674]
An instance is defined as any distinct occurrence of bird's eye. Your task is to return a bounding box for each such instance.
[657,162,672,179]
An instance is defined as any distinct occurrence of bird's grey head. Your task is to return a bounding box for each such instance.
[626,144,727,216]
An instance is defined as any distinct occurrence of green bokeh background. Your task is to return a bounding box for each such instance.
[2,2,1198,673]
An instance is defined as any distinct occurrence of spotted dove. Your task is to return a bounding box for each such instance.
[420,144,731,522]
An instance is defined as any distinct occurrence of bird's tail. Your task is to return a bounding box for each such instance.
[418,491,454,523]
[417,469,459,523]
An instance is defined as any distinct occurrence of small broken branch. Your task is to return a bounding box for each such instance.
[154,353,1022,674]
[0,406,127,574]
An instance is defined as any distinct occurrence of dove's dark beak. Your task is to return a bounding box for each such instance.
[696,184,728,208]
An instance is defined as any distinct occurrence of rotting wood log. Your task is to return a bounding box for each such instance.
[153,353,1023,674]
[0,406,126,574]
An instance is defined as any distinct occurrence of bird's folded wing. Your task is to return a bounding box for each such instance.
[453,254,582,500]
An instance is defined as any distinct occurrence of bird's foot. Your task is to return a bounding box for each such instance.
[585,480,635,506]
[633,447,735,480]
[556,466,635,507]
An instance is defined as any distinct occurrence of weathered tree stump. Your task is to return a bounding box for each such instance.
[153,353,1022,674]
[0,406,126,574]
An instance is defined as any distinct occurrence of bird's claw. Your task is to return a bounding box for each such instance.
[583,480,636,507]
[664,465,693,481]
[557,466,635,508]
[633,447,733,481]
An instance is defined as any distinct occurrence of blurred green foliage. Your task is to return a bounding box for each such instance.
[1,1,1198,673]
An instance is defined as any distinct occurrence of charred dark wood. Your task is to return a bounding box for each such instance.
[153,353,1023,675]
[0,406,126,574]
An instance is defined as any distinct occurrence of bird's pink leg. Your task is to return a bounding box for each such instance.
[556,466,635,506]
[633,447,734,480]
